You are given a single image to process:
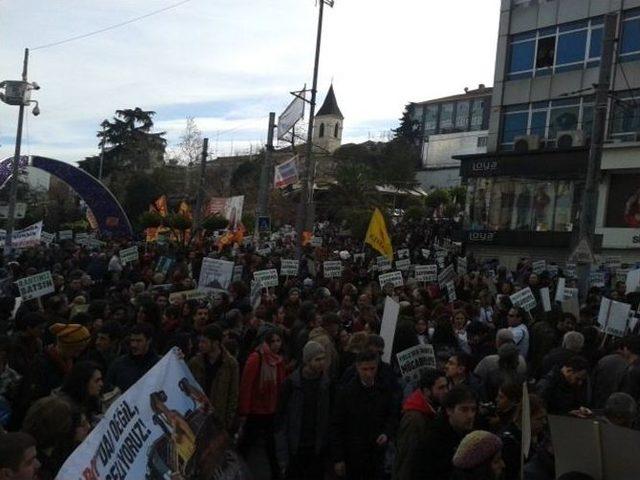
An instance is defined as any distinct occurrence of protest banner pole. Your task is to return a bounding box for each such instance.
[255,112,275,241]
[193,137,209,234]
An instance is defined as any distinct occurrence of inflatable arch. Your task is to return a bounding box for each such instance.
[0,155,133,237]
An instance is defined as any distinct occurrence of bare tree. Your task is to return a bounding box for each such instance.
[174,117,203,166]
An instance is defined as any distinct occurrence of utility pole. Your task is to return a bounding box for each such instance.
[255,112,276,240]
[193,137,209,233]
[4,49,29,259]
[575,13,617,297]
[296,0,333,257]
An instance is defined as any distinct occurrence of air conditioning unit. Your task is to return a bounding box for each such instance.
[557,130,586,148]
[514,135,541,152]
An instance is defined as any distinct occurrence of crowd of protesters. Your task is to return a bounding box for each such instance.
[0,218,639,480]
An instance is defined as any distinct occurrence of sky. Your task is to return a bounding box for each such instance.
[0,0,501,165]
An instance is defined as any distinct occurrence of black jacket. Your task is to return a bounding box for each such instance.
[536,366,589,415]
[330,377,397,468]
[275,369,332,467]
[412,414,465,480]
[106,350,160,392]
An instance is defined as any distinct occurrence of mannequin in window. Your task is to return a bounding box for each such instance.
[516,187,531,230]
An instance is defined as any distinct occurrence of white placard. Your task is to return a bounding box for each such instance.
[564,287,579,300]
[75,232,89,244]
[414,264,438,283]
[41,231,55,245]
[280,259,299,277]
[510,287,537,312]
[438,264,456,286]
[168,289,209,303]
[198,258,234,290]
[446,280,456,303]
[380,296,400,363]
[598,297,631,337]
[626,269,640,294]
[379,271,404,288]
[565,263,577,279]
[457,257,467,275]
[323,260,342,278]
[58,229,73,241]
[232,264,243,282]
[540,287,551,312]
[532,260,546,275]
[555,278,566,303]
[396,344,436,385]
[0,221,43,249]
[377,255,392,272]
[310,236,323,247]
[253,268,279,288]
[590,271,606,288]
[119,246,139,265]
[397,249,410,259]
[16,271,54,301]
[547,264,559,276]
[421,249,431,260]
[395,258,411,271]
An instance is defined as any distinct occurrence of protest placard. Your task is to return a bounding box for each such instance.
[380,297,400,363]
[445,281,456,303]
[75,232,89,244]
[532,260,546,275]
[590,271,606,288]
[414,264,437,283]
[616,267,631,285]
[232,264,244,282]
[605,257,621,271]
[397,249,410,259]
[168,289,209,303]
[564,263,577,278]
[396,344,436,385]
[379,271,404,288]
[555,278,566,303]
[155,257,174,275]
[256,246,272,257]
[510,287,537,312]
[436,251,446,269]
[323,261,342,278]
[41,231,55,245]
[119,246,139,265]
[561,296,580,319]
[353,252,365,263]
[626,269,640,294]
[0,221,43,249]
[16,271,54,301]
[547,264,558,277]
[457,257,467,275]
[56,348,246,480]
[421,249,431,260]
[540,287,551,312]
[198,258,234,291]
[310,236,323,247]
[58,230,73,241]
[253,268,279,288]
[395,258,411,271]
[598,297,631,337]
[438,264,455,286]
[377,256,392,272]
[280,259,299,277]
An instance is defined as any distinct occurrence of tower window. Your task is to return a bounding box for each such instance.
[319,123,325,138]
[334,123,340,138]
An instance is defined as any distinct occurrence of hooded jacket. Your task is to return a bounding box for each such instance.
[393,389,437,480]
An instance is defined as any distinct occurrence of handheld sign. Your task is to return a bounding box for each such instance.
[445,281,456,303]
[198,258,234,291]
[379,271,404,288]
[377,256,392,272]
[119,246,139,265]
[323,261,342,279]
[168,289,208,303]
[510,287,537,312]
[280,259,299,277]
[396,249,410,259]
[16,271,54,301]
[58,230,73,241]
[75,232,89,245]
[41,231,55,245]
[232,264,244,282]
[598,298,632,337]
[438,264,455,286]
[380,297,400,363]
[310,236,323,247]
[457,257,467,275]
[396,344,436,385]
[532,260,546,275]
[395,258,411,272]
[590,271,606,288]
[626,269,640,294]
[421,249,430,260]
[540,287,551,312]
[564,263,577,279]
[414,264,437,283]
[253,269,279,288]
[555,278,566,303]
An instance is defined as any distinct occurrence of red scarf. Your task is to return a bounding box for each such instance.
[257,342,282,410]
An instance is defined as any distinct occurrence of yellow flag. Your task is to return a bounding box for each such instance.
[365,208,393,260]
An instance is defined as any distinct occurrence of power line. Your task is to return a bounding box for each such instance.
[31,0,196,51]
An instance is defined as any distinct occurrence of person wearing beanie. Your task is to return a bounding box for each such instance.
[451,430,504,480]
[32,323,91,397]
[275,340,330,479]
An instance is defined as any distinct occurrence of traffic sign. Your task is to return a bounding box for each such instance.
[569,237,596,264]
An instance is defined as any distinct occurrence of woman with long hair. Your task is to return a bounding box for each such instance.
[238,328,285,479]
[58,361,104,426]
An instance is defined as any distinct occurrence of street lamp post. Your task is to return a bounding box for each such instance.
[0,48,41,258]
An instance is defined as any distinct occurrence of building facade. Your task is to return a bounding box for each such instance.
[409,86,492,190]
[457,0,640,267]
[313,85,344,154]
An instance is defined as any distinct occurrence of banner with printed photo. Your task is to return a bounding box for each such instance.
[605,174,640,227]
[205,196,245,230]
[198,258,234,291]
[274,155,299,189]
[56,348,248,480]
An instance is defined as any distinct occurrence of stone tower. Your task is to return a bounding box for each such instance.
[313,85,344,154]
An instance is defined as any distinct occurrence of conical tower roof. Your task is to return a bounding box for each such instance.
[316,85,344,119]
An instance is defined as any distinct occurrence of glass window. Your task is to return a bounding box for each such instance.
[456,101,470,130]
[470,100,485,130]
[589,27,603,58]
[502,112,528,144]
[440,103,454,130]
[531,111,547,137]
[621,18,640,55]
[532,183,554,231]
[536,36,556,69]
[319,123,325,138]
[611,100,640,134]
[549,106,579,137]
[513,183,534,230]
[553,182,575,231]
[581,104,594,135]
[556,30,587,65]
[509,41,535,72]
[425,106,438,134]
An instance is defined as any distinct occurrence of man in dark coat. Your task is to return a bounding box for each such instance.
[536,355,590,415]
[411,385,478,480]
[331,350,397,480]
[276,341,332,480]
[620,335,640,402]
[106,323,160,392]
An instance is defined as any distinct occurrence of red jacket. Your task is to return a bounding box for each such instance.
[238,350,285,415]
[402,388,436,417]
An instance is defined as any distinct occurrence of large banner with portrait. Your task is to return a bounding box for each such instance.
[606,174,640,228]
[205,195,244,229]
[56,348,248,480]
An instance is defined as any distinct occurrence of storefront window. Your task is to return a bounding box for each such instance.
[549,106,579,138]
[466,177,579,232]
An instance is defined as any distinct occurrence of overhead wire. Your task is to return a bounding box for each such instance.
[31,0,195,51]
